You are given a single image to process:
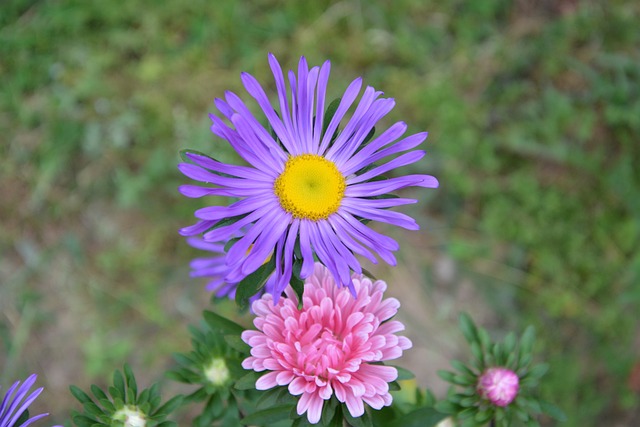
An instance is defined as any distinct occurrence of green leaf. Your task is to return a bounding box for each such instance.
[123,364,137,400]
[457,407,478,420]
[224,334,250,353]
[239,404,293,425]
[362,126,376,145]
[434,400,461,415]
[71,414,101,427]
[224,237,242,253]
[90,384,109,405]
[112,370,126,402]
[474,409,493,424]
[203,310,246,335]
[387,406,449,427]
[234,371,261,390]
[290,268,305,305]
[153,395,184,418]
[322,98,342,137]
[437,370,456,383]
[503,332,516,355]
[361,268,377,280]
[540,400,567,421]
[450,360,477,381]
[235,256,277,310]
[82,401,105,418]
[255,387,287,410]
[519,326,536,355]
[524,363,549,380]
[458,312,478,345]
[320,397,340,426]
[343,406,373,427]
[392,365,415,381]
[470,342,485,367]
[70,385,94,405]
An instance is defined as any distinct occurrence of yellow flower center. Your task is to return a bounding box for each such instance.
[274,154,346,221]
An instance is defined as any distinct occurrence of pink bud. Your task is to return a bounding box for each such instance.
[478,367,519,406]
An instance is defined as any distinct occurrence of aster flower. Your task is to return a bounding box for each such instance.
[179,53,438,301]
[241,263,412,424]
[435,313,565,427]
[0,374,48,427]
[69,365,182,427]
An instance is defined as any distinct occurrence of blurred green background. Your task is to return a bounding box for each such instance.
[1,0,639,425]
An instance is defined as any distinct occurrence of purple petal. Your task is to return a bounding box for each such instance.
[241,71,297,154]
[341,202,419,230]
[343,131,427,176]
[346,174,439,198]
[179,220,217,236]
[311,60,331,152]
[346,151,426,185]
[268,53,299,155]
[318,77,363,155]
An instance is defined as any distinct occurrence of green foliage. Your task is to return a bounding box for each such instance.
[436,313,565,426]
[167,316,252,426]
[69,364,183,426]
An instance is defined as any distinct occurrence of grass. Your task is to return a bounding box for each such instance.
[1,0,639,425]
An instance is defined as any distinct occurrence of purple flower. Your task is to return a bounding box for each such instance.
[477,367,520,407]
[0,374,48,427]
[179,54,438,300]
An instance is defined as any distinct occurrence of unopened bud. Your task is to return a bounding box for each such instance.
[478,367,519,406]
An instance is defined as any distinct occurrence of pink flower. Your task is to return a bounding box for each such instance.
[477,367,520,407]
[241,263,412,424]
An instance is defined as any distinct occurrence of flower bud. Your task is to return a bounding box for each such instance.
[478,367,519,406]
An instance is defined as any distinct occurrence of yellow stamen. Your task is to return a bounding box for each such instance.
[274,154,346,221]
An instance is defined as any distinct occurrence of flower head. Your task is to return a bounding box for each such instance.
[241,263,412,424]
[477,367,519,407]
[0,374,48,427]
[179,54,438,300]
